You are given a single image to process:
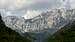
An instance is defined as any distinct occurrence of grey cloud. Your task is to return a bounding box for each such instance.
[17,0,62,11]
[0,0,63,17]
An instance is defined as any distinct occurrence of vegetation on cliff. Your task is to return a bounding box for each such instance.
[0,14,31,42]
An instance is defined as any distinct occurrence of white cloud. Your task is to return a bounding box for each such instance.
[70,0,75,9]
[0,0,65,18]
[0,0,63,11]
[0,0,36,10]
[23,10,42,19]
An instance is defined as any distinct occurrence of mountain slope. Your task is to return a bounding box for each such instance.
[0,14,31,42]
[2,9,69,33]
[1,8,75,42]
[48,21,75,42]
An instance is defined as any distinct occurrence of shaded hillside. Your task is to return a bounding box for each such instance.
[48,21,75,42]
[0,14,31,42]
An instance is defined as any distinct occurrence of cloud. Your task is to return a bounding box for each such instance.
[0,0,64,18]
[0,0,63,11]
[23,10,42,19]
[0,0,35,10]
[70,0,75,9]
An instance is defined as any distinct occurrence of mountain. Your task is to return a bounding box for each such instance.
[1,8,75,42]
[0,14,31,42]
[2,8,73,33]
[48,20,75,42]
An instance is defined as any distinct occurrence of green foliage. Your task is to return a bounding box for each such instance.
[48,22,75,42]
[0,14,31,42]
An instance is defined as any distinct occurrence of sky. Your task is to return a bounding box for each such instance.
[0,0,62,11]
[0,0,75,19]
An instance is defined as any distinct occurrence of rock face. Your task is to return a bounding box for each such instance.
[1,8,75,42]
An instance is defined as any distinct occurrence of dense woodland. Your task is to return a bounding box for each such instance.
[0,14,31,42]
[48,20,75,42]
[0,14,75,42]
